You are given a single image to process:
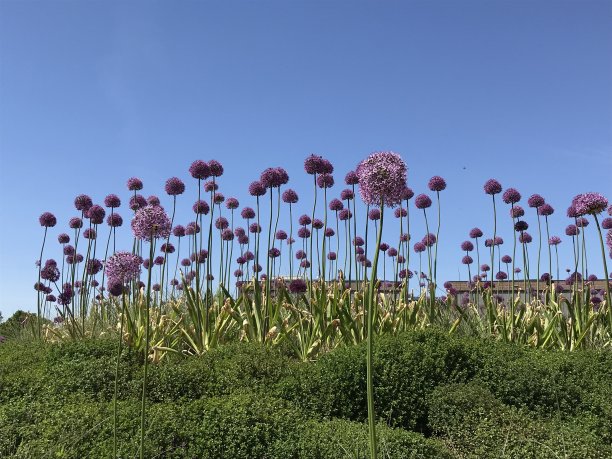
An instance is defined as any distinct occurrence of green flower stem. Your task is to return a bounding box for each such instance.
[140,236,155,459]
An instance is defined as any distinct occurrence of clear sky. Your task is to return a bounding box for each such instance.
[1,0,611,318]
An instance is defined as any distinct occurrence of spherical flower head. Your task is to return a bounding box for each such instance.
[87,258,103,275]
[129,194,147,211]
[304,154,324,175]
[356,151,407,207]
[58,233,70,244]
[213,193,225,204]
[46,294,57,303]
[502,188,521,204]
[538,203,554,216]
[191,250,208,264]
[329,198,343,211]
[39,212,57,228]
[289,279,307,294]
[104,194,121,208]
[87,205,105,225]
[63,244,75,256]
[215,216,229,230]
[276,230,287,240]
[222,228,235,241]
[494,236,504,246]
[602,218,612,230]
[353,236,364,247]
[387,247,398,257]
[496,271,508,280]
[422,233,436,247]
[480,264,490,272]
[393,208,407,219]
[338,209,352,220]
[548,236,562,246]
[107,213,123,227]
[484,238,493,248]
[189,160,210,179]
[147,195,160,206]
[127,177,143,191]
[514,267,521,274]
[297,227,311,238]
[204,180,218,192]
[83,228,96,240]
[414,242,426,253]
[519,232,532,243]
[298,214,311,226]
[249,223,261,234]
[483,179,502,195]
[268,247,281,258]
[400,233,410,242]
[461,241,474,252]
[501,255,512,263]
[428,176,447,192]
[74,194,93,212]
[131,206,172,241]
[165,177,185,196]
[153,256,165,266]
[572,192,609,216]
[527,194,545,208]
[234,227,246,237]
[181,258,192,267]
[193,200,210,215]
[295,249,306,260]
[324,228,335,237]
[142,258,151,270]
[241,207,256,219]
[356,247,365,255]
[414,194,432,210]
[379,242,389,252]
[510,206,525,218]
[345,170,359,185]
[282,189,298,204]
[173,225,186,237]
[368,208,381,220]
[514,220,528,232]
[208,160,224,177]
[161,242,175,253]
[340,189,354,201]
[576,217,589,228]
[469,228,483,239]
[317,173,334,189]
[234,269,243,278]
[41,263,60,282]
[248,181,266,197]
[226,197,239,210]
[252,263,262,273]
[105,251,143,285]
[260,167,286,188]
[541,273,552,283]
[565,224,579,236]
[401,187,414,201]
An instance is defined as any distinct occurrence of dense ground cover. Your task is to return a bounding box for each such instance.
[1,329,610,458]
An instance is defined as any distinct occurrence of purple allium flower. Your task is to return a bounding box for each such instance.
[76,254,84,263]
[548,236,562,246]
[462,255,473,265]
[165,177,185,196]
[83,228,96,239]
[394,208,407,218]
[356,247,365,255]
[340,189,354,201]
[142,258,151,270]
[414,242,426,253]
[86,205,105,224]
[226,197,239,209]
[345,170,359,185]
[602,218,612,230]
[483,179,502,195]
[131,206,172,241]
[527,194,545,208]
[241,207,256,219]
[324,228,335,237]
[289,278,307,293]
[147,195,160,206]
[213,192,225,204]
[282,189,299,204]
[484,238,493,248]
[494,236,503,245]
[107,213,123,227]
[461,241,474,252]
[193,200,210,215]
[501,255,512,263]
[496,271,508,280]
[189,160,210,179]
[248,222,262,234]
[401,187,414,201]
[239,235,249,245]
[234,227,246,237]
[248,181,266,197]
[514,267,521,273]
[63,245,75,256]
[105,251,143,284]
[236,255,246,265]
[268,247,281,258]
[245,251,255,261]
[567,205,579,218]
[181,258,192,267]
[87,258,103,275]
[387,247,398,257]
[576,217,589,228]
[234,269,243,278]
[587,274,598,282]
[252,263,262,273]
[428,176,447,192]
[191,250,208,264]
[368,208,381,220]
[480,264,490,272]
[422,233,436,247]
[338,209,352,220]
[39,212,57,227]
[353,236,365,247]
[297,227,311,238]
[304,154,324,174]
[208,160,224,177]
[129,194,147,211]
[327,252,337,260]
[221,229,234,241]
[400,233,410,242]
[355,151,407,207]
[312,219,324,229]
[46,294,57,302]
[538,203,554,216]
[329,198,344,211]
[414,194,432,210]
[127,177,143,191]
[152,283,161,292]
[161,242,175,254]
[295,249,306,260]
[502,188,521,204]
[204,180,218,192]
[58,233,70,244]
[519,232,533,244]
[443,281,453,289]
[74,194,93,212]
[317,173,334,189]
[104,194,121,208]
[172,225,186,238]
[261,167,288,188]
[41,263,60,282]
[298,214,311,226]
[565,224,579,236]
[215,216,229,230]
[379,243,389,251]
[276,230,288,240]
[514,220,528,232]
[510,206,525,218]
[572,192,609,216]
[153,256,165,266]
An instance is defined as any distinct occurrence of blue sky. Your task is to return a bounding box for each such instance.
[1,0,610,318]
